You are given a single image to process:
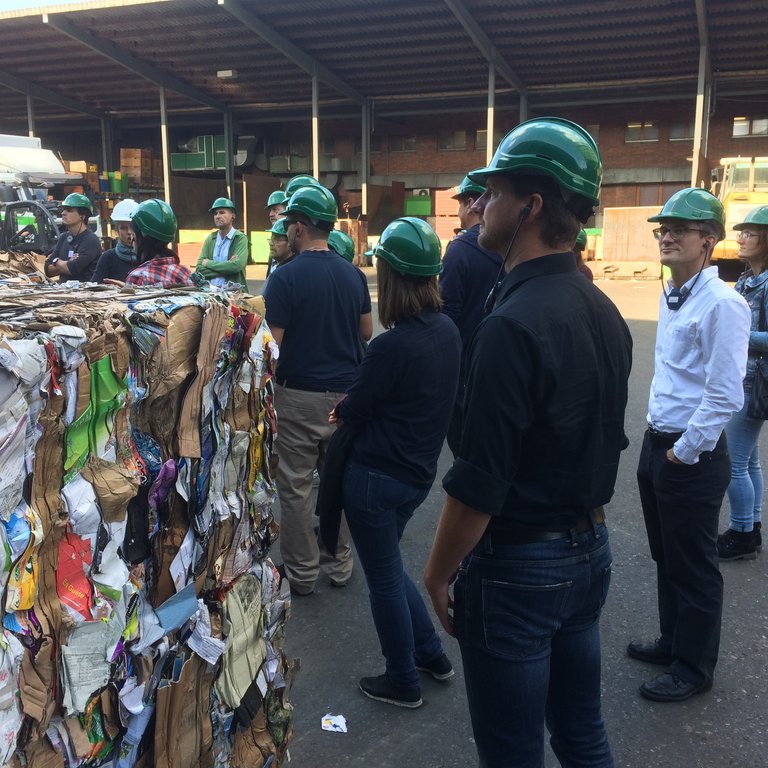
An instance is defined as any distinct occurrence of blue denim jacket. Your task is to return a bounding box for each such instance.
[735,269,768,387]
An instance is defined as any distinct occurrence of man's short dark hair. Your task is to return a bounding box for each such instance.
[507,174,583,250]
[295,215,333,236]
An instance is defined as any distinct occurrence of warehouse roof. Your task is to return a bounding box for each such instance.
[1,0,766,130]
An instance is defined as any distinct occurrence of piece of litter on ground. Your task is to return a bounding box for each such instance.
[321,713,347,733]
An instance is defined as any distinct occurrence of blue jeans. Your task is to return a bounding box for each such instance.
[343,462,443,689]
[455,525,613,768]
[725,395,764,532]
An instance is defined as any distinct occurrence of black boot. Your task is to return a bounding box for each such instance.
[717,528,757,561]
[753,521,762,553]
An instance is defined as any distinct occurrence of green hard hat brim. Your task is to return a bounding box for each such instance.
[268,220,288,236]
[451,177,486,200]
[451,186,485,200]
[373,244,443,277]
[265,191,288,209]
[734,206,768,229]
[62,193,93,214]
[468,160,599,207]
[209,198,236,213]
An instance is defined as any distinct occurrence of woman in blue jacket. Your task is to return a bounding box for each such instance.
[719,205,768,560]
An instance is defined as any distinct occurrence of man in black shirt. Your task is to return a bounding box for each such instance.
[44,193,101,283]
[425,118,632,768]
[439,175,503,456]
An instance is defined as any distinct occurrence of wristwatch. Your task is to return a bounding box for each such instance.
[50,257,59,264]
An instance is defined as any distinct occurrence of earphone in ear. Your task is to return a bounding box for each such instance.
[519,200,535,219]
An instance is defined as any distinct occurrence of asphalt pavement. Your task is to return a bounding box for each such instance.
[247,272,768,768]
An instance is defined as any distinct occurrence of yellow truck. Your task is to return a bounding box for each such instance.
[711,156,768,278]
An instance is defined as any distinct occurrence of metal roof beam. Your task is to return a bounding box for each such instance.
[217,0,365,105]
[43,12,227,113]
[443,0,526,94]
[0,67,104,119]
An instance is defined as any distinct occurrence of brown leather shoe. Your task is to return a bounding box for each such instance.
[627,639,673,665]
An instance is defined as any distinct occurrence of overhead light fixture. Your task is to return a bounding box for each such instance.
[217,69,238,79]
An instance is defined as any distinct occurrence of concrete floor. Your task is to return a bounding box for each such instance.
[248,274,768,768]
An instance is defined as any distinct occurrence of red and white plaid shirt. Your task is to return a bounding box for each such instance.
[125,256,192,288]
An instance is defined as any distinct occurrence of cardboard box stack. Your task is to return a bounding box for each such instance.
[0,280,294,768]
[120,149,162,188]
[63,161,100,194]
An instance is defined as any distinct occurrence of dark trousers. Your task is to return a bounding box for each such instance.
[636,430,731,685]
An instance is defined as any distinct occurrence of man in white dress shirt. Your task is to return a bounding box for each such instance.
[629,188,751,702]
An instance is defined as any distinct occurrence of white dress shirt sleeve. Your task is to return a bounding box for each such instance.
[674,292,751,464]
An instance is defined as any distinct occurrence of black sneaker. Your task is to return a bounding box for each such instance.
[416,653,455,681]
[717,528,757,561]
[754,521,762,553]
[359,675,422,708]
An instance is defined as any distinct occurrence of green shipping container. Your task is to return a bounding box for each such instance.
[404,196,432,217]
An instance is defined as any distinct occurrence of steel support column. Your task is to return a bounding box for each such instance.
[486,63,495,164]
[691,46,708,187]
[100,115,112,173]
[519,92,529,124]
[159,88,171,205]
[691,0,711,188]
[361,99,370,217]
[224,109,235,199]
[26,94,35,137]
[312,74,320,180]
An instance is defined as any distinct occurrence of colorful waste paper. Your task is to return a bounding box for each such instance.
[0,275,293,767]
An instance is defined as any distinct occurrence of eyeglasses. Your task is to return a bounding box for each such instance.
[737,230,758,240]
[652,226,707,241]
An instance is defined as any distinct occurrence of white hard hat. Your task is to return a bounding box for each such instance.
[111,198,139,223]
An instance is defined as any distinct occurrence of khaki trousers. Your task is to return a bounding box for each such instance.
[274,384,353,592]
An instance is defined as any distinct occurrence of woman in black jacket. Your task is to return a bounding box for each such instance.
[331,217,461,708]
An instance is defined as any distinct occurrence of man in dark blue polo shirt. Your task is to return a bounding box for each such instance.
[263,185,372,595]
[424,119,632,768]
[439,175,503,455]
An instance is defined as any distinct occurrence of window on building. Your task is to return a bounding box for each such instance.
[271,140,289,156]
[670,121,695,141]
[733,116,768,137]
[625,122,659,142]
[475,129,505,152]
[438,130,466,151]
[322,137,336,154]
[290,140,309,155]
[389,135,417,152]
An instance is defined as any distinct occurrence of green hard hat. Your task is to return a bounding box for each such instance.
[451,175,486,200]
[268,219,288,237]
[265,190,288,209]
[371,217,442,277]
[284,175,322,197]
[62,192,93,214]
[283,185,337,225]
[734,205,768,230]
[648,188,725,234]
[209,197,236,213]
[328,230,355,262]
[575,229,587,250]
[468,117,602,222]
[131,198,177,244]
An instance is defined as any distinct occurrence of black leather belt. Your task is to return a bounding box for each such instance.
[647,426,683,448]
[484,507,605,545]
